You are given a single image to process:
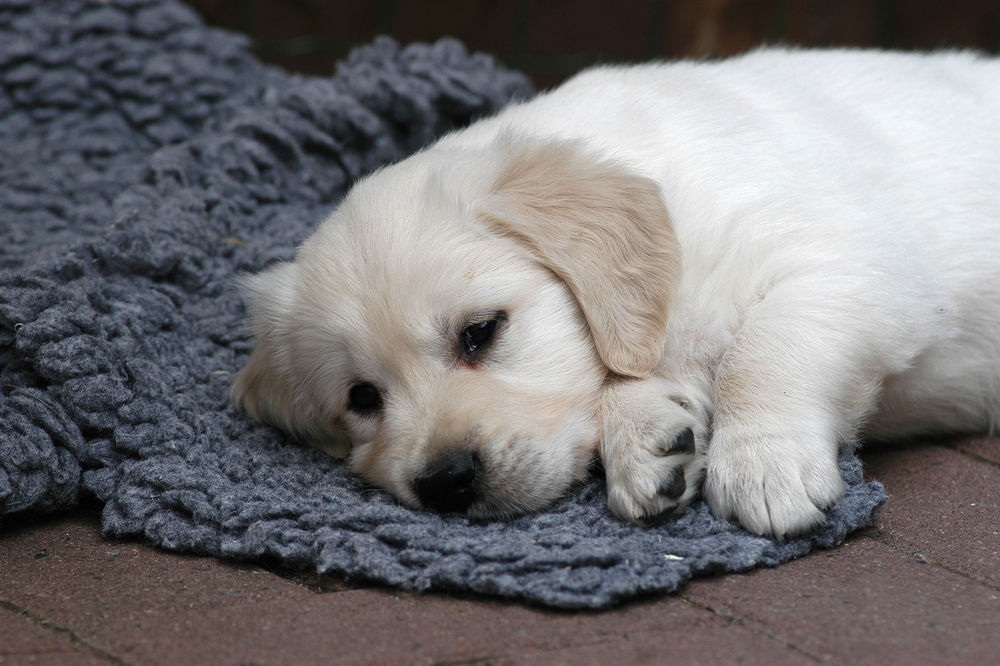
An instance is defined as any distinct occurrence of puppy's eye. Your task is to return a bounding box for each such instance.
[461,314,503,359]
[347,382,383,415]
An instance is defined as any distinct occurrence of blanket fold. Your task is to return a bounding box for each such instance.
[0,0,886,609]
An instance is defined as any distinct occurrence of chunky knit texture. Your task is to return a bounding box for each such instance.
[0,0,887,608]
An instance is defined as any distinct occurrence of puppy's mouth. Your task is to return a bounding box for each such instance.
[410,446,584,520]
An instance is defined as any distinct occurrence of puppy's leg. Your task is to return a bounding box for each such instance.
[703,285,887,538]
[600,376,707,523]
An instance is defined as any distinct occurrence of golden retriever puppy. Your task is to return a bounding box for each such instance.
[232,48,1000,538]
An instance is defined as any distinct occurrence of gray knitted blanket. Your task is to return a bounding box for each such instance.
[0,0,887,609]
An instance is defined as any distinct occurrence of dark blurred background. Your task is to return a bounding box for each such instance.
[190,0,1000,88]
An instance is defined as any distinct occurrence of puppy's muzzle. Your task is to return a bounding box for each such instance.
[414,450,482,513]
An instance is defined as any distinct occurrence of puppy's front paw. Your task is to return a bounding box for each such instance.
[703,425,844,538]
[600,379,707,524]
[604,426,705,523]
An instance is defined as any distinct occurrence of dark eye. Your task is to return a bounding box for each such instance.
[461,314,503,359]
[347,382,382,415]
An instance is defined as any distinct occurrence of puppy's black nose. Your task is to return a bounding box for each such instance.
[414,450,481,514]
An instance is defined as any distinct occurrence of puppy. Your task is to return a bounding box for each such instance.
[232,48,1000,538]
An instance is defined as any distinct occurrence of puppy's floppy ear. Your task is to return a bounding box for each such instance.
[231,262,344,453]
[478,139,680,377]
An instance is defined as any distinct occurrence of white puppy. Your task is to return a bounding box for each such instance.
[232,48,1000,538]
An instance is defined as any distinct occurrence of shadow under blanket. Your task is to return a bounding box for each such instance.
[0,0,887,609]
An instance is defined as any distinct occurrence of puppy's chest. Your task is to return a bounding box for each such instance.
[656,304,734,393]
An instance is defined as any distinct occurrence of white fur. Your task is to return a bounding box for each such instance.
[233,48,1000,538]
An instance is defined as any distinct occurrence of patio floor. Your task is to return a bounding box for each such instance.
[2,438,998,664]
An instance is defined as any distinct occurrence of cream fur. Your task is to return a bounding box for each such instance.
[232,48,1000,538]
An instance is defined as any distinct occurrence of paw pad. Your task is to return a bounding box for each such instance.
[658,467,686,499]
[659,427,695,455]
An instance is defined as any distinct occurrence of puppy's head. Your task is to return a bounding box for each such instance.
[232,136,680,517]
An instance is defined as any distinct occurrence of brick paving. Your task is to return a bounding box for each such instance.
[2,437,998,665]
[191,0,1000,90]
